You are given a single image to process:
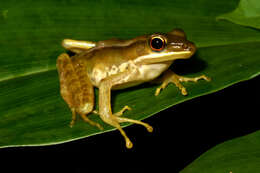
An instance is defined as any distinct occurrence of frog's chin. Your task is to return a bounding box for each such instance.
[135,51,193,64]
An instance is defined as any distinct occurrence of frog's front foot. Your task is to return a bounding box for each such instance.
[155,69,211,96]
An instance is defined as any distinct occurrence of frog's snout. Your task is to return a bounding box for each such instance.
[186,41,196,56]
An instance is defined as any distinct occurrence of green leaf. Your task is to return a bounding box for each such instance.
[0,0,260,150]
[180,130,260,173]
[217,0,260,29]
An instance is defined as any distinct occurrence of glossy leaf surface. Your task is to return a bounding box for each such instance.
[0,0,260,152]
[217,0,260,29]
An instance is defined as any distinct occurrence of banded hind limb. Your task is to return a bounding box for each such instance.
[56,53,102,130]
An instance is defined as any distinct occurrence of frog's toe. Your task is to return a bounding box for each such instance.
[155,81,168,96]
[155,86,162,96]
[174,81,188,95]
[179,74,211,83]
[202,75,211,82]
[197,75,211,82]
[69,119,75,128]
[69,108,77,128]
[114,105,132,116]
[180,87,188,95]
[126,139,133,149]
[116,117,153,133]
[92,110,99,115]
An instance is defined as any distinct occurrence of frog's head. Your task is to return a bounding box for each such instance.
[165,28,196,56]
[135,29,196,64]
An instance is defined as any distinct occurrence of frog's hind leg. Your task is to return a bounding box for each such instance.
[116,117,153,132]
[57,53,102,129]
[62,39,96,54]
[92,105,132,117]
[155,69,211,96]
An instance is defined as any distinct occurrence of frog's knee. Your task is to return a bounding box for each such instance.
[57,53,71,69]
[78,103,94,115]
[57,53,70,61]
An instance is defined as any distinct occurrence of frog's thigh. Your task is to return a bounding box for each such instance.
[62,39,96,54]
[57,53,98,128]
[155,69,210,96]
[57,53,79,109]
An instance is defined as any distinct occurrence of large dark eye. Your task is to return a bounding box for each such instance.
[150,37,165,51]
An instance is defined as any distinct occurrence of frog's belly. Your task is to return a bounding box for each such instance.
[112,63,172,90]
[89,62,172,90]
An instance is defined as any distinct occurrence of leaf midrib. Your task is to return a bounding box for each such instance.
[1,40,260,83]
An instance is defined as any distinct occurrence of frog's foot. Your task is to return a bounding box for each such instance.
[68,108,103,130]
[92,106,132,117]
[105,115,153,149]
[100,113,153,149]
[155,69,210,96]
[80,114,103,130]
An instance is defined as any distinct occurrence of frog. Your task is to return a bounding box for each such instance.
[56,29,210,149]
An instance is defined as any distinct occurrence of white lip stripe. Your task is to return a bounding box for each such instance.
[134,51,191,64]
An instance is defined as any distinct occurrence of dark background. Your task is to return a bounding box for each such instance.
[0,75,259,172]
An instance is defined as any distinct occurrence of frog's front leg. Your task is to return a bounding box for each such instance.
[98,72,153,149]
[155,69,210,96]
[57,53,102,129]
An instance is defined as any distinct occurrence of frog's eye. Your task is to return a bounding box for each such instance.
[150,36,165,52]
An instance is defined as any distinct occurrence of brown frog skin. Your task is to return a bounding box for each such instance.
[56,29,210,149]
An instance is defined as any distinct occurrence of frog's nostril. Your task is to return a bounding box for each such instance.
[182,43,188,49]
